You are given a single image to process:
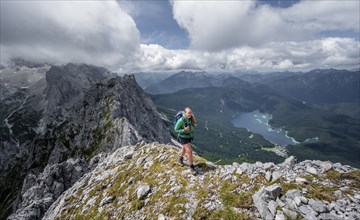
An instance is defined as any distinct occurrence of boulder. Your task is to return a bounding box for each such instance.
[264,162,275,171]
[308,199,328,213]
[284,189,302,200]
[252,187,274,220]
[320,161,333,173]
[271,171,282,182]
[253,184,283,220]
[137,184,151,200]
[265,184,283,200]
[306,165,318,175]
[275,210,286,220]
[295,177,308,184]
[282,156,297,168]
[282,208,298,220]
[268,200,277,216]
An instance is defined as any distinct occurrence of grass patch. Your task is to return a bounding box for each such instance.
[261,147,276,152]
[303,174,315,182]
[233,173,251,185]
[161,194,188,218]
[280,183,301,192]
[326,170,360,188]
[219,178,253,209]
[307,183,338,202]
[208,207,249,220]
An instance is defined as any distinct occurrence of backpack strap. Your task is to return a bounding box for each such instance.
[181,115,188,127]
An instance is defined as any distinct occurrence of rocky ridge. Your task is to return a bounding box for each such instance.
[32,142,360,220]
[1,62,171,219]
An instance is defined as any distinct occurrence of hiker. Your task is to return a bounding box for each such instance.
[174,107,197,174]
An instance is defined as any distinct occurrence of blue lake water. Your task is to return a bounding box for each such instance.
[231,110,318,146]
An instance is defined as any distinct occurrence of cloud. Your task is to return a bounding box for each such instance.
[0,1,358,72]
[281,1,360,32]
[171,0,302,50]
[171,0,360,51]
[135,38,359,72]
[137,44,207,70]
[0,0,140,69]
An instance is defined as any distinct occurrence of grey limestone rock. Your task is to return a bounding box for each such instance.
[308,198,328,213]
[137,184,151,200]
[7,158,88,220]
[253,184,283,219]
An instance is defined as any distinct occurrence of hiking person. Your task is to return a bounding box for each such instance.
[174,107,197,174]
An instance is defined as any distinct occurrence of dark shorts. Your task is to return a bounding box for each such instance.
[178,136,193,145]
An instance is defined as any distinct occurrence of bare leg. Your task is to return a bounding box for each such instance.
[179,145,186,157]
[185,143,193,166]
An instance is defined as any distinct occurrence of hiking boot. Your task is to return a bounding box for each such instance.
[190,164,197,175]
[178,156,184,166]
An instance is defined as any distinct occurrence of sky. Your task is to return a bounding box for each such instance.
[0,0,359,72]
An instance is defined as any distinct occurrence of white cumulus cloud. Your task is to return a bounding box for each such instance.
[171,0,360,51]
[0,0,140,69]
[135,38,359,72]
[281,1,360,32]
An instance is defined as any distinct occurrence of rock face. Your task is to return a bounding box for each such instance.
[0,58,50,100]
[0,62,171,219]
[7,158,89,220]
[41,142,360,220]
[252,184,283,219]
[1,63,115,176]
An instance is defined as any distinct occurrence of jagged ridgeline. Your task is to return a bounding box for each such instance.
[0,62,170,220]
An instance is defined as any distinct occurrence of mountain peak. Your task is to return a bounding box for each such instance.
[177,70,208,75]
[144,70,214,94]
[171,70,210,79]
[8,57,50,68]
[0,63,171,219]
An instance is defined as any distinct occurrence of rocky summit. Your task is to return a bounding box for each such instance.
[11,141,356,220]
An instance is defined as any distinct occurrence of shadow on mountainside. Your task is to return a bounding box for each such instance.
[180,160,217,176]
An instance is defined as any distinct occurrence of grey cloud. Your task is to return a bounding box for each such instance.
[0,1,140,70]
[281,1,360,32]
[171,0,359,51]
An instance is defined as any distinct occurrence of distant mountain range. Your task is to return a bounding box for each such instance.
[133,72,174,89]
[144,71,216,94]
[139,68,359,119]
[238,69,359,104]
[143,68,359,104]
[143,70,277,96]
[237,69,360,119]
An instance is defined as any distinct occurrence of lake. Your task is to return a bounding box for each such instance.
[231,110,318,146]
